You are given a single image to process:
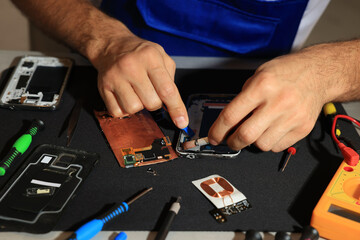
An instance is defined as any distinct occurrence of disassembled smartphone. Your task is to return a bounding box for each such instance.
[0,56,73,110]
[176,94,241,159]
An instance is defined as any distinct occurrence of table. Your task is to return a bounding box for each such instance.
[0,50,359,240]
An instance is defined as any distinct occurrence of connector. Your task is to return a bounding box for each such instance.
[338,143,359,166]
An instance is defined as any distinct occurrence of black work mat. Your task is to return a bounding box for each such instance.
[0,65,358,233]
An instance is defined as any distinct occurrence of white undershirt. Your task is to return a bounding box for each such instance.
[291,0,331,51]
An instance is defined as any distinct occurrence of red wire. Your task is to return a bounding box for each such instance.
[331,114,360,144]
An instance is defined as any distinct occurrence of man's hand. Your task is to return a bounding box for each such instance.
[92,34,188,129]
[208,41,360,152]
[11,0,188,129]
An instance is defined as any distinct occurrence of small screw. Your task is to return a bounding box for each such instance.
[147,167,159,176]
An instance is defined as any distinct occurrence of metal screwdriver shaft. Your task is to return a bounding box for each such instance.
[127,187,153,205]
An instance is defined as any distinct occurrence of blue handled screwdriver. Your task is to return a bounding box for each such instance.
[68,187,153,240]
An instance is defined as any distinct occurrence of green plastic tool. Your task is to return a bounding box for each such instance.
[0,119,45,176]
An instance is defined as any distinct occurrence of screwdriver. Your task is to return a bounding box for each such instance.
[155,196,181,240]
[68,187,153,240]
[280,145,297,172]
[0,119,44,176]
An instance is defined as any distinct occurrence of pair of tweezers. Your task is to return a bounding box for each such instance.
[66,99,82,146]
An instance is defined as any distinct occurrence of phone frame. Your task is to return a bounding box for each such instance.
[0,55,73,110]
[176,93,241,159]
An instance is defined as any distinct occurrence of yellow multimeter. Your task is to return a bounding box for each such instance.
[311,159,360,240]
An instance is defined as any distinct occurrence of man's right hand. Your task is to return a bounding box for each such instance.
[91,34,188,129]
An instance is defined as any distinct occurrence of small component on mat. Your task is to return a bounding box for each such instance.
[147,167,159,176]
[192,174,251,223]
[26,187,55,197]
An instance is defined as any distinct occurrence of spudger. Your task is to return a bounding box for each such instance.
[0,119,44,176]
[68,187,153,240]
[154,196,181,240]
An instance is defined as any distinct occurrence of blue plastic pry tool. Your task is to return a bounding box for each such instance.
[182,126,195,138]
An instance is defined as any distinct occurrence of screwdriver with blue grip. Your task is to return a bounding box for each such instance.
[0,119,44,176]
[68,187,153,240]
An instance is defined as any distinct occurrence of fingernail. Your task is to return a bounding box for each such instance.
[174,116,187,129]
[208,138,218,146]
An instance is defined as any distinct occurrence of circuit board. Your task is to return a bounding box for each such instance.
[95,109,177,168]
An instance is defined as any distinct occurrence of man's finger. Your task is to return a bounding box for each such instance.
[148,66,188,129]
[251,120,292,152]
[208,91,260,146]
[129,71,163,111]
[112,78,144,115]
[101,89,127,117]
[225,104,281,150]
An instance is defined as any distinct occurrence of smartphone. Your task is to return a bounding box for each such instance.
[0,56,73,110]
[176,94,241,158]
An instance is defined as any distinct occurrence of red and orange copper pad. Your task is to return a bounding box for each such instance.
[94,109,177,168]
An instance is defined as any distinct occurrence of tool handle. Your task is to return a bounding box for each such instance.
[154,210,177,240]
[0,148,21,176]
[0,119,44,176]
[98,202,129,223]
[275,231,292,240]
[287,147,296,155]
[299,226,319,240]
[68,202,129,240]
[245,230,263,240]
[26,119,45,136]
[69,219,104,240]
